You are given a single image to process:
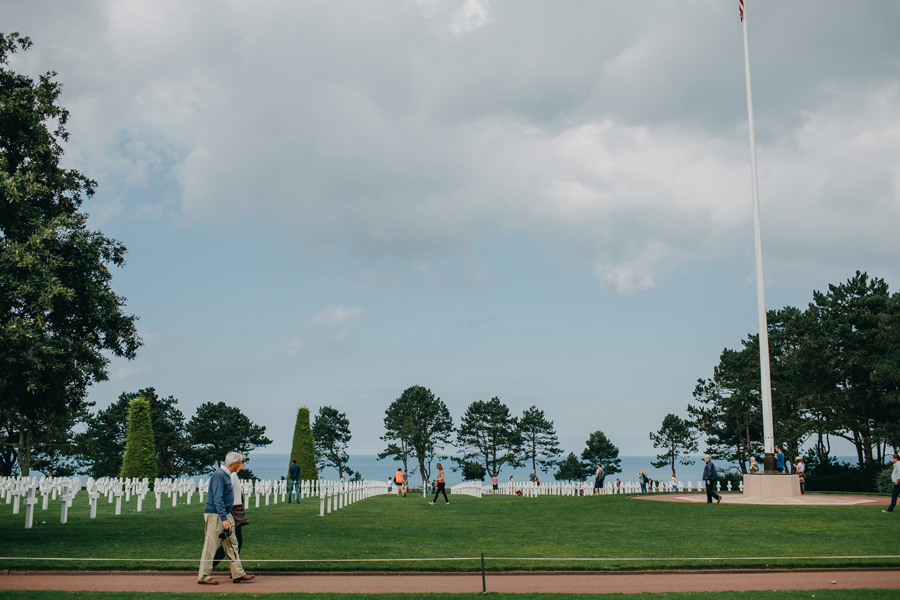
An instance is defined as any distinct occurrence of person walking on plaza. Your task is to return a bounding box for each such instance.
[775,446,785,473]
[213,454,248,569]
[198,452,255,585]
[795,457,806,494]
[429,462,449,505]
[702,455,721,504]
[287,459,301,503]
[883,454,900,513]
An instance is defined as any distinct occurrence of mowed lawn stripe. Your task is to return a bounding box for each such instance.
[0,493,895,571]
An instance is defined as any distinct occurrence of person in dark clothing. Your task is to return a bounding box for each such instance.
[702,455,722,504]
[429,462,449,505]
[287,459,301,503]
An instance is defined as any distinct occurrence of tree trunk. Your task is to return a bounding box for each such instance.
[16,421,31,477]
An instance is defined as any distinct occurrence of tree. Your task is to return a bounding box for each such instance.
[461,461,486,481]
[581,431,621,475]
[312,405,354,479]
[650,413,698,477]
[288,406,318,481]
[554,452,591,481]
[456,397,521,478]
[801,272,900,466]
[380,385,454,487]
[186,402,272,475]
[119,398,157,480]
[74,387,191,478]
[0,33,141,475]
[518,405,562,473]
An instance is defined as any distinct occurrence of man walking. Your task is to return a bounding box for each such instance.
[702,455,722,504]
[883,454,899,513]
[287,459,301,503]
[198,452,255,585]
[401,469,408,497]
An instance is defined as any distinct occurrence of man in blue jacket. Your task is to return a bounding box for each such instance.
[702,455,722,504]
[288,459,301,503]
[198,452,255,585]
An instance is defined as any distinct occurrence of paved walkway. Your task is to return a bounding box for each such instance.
[1,569,899,593]
[635,492,889,505]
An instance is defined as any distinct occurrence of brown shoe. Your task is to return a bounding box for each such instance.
[233,575,256,583]
[198,578,218,585]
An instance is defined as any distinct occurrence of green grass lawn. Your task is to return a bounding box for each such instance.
[0,491,896,571]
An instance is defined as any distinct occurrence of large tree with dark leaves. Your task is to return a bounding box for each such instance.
[186,401,272,475]
[74,388,192,478]
[380,385,453,487]
[456,397,521,478]
[518,405,562,474]
[312,405,354,479]
[0,33,141,475]
[650,413,698,477]
[581,430,622,475]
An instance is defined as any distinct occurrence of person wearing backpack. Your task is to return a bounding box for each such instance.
[394,468,403,496]
[702,455,722,504]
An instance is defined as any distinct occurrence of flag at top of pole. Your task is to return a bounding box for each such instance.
[740,0,744,22]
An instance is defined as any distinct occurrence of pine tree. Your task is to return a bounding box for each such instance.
[120,398,158,479]
[289,406,318,481]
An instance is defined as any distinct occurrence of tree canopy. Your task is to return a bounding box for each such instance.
[0,32,141,475]
[186,401,272,475]
[649,413,697,477]
[380,385,453,486]
[312,405,353,479]
[456,397,521,477]
[518,405,562,473]
[581,430,621,475]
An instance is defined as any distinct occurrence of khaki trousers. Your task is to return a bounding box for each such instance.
[198,513,246,581]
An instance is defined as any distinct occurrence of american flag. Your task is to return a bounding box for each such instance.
[740,0,744,22]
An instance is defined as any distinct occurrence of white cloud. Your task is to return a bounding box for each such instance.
[115,363,153,380]
[8,1,900,292]
[310,305,364,326]
[285,338,315,356]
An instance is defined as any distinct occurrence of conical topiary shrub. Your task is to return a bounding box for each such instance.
[120,397,158,480]
[289,406,318,481]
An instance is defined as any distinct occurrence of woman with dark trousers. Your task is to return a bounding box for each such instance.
[429,463,448,505]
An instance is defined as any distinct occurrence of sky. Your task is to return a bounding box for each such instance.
[4,0,899,460]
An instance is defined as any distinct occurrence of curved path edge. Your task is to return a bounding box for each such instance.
[1,569,898,594]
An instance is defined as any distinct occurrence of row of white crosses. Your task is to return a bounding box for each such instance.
[491,479,744,497]
[317,479,393,517]
[1,476,81,529]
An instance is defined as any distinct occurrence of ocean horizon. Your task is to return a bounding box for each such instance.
[244,453,763,487]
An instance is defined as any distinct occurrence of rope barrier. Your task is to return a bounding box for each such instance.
[1,555,898,563]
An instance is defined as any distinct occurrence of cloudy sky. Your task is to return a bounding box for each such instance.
[5,0,899,460]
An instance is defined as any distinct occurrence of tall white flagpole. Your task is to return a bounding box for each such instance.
[741,0,776,472]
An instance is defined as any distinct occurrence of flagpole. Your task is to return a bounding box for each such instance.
[742,0,776,473]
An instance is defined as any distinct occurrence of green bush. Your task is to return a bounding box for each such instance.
[119,398,158,480]
[289,406,318,481]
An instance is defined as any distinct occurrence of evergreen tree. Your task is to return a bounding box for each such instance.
[554,451,591,481]
[380,385,453,487]
[456,397,521,477]
[649,413,698,477]
[312,405,353,479]
[120,398,157,480]
[581,430,622,475]
[519,405,562,473]
[289,406,318,481]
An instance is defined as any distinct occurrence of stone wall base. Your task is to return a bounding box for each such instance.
[743,473,801,497]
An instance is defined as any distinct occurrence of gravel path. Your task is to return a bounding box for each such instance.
[1,570,898,594]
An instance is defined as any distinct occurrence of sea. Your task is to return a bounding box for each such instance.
[243,453,737,486]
